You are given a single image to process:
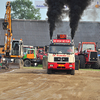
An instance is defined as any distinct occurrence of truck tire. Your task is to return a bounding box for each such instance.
[75,55,79,70]
[79,55,85,68]
[67,70,71,74]
[24,60,31,67]
[71,70,75,75]
[92,58,100,69]
[94,62,99,69]
[47,69,52,74]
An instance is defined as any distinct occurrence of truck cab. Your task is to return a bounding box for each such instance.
[11,39,23,57]
[47,34,76,75]
[23,48,38,67]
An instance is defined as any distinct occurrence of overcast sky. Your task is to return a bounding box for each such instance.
[0,0,14,18]
[0,0,100,21]
[0,0,47,20]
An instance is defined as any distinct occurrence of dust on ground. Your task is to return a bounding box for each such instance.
[0,68,100,100]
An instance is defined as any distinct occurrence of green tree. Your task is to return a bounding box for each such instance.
[11,0,41,20]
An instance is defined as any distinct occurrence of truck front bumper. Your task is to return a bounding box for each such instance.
[48,62,75,70]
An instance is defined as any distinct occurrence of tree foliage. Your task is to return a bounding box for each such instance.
[11,0,41,20]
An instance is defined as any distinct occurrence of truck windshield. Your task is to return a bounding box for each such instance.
[38,49,44,53]
[82,44,95,51]
[49,46,74,54]
[28,50,34,54]
[23,47,30,54]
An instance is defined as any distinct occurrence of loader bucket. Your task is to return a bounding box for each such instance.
[2,59,23,69]
[9,59,23,69]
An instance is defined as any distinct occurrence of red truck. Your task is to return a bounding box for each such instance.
[47,34,78,75]
[76,42,100,69]
[37,48,47,64]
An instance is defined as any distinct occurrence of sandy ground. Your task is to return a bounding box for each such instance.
[0,68,100,100]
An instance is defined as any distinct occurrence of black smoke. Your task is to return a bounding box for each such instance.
[45,0,65,40]
[46,0,91,40]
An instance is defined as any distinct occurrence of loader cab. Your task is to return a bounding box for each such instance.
[11,39,23,56]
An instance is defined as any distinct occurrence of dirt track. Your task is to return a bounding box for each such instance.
[0,69,100,100]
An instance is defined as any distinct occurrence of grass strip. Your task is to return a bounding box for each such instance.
[23,64,43,69]
[23,67,43,69]
[79,69,100,71]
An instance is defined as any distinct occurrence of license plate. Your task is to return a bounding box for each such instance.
[58,65,64,67]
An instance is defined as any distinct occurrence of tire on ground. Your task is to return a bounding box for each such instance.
[75,55,80,70]
[79,55,85,68]
[85,64,91,68]
[93,57,100,69]
[24,60,31,67]
[71,70,75,75]
[47,69,52,74]
[67,70,71,74]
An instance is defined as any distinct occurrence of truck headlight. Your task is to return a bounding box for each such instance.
[69,65,73,67]
[50,64,53,67]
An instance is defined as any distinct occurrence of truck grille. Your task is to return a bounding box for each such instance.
[54,57,68,62]
[90,52,97,61]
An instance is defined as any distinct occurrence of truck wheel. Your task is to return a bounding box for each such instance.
[75,61,79,70]
[47,69,52,74]
[93,62,99,69]
[52,70,55,74]
[93,58,100,69]
[79,55,85,68]
[67,70,71,74]
[75,55,79,70]
[24,60,31,67]
[71,70,75,75]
